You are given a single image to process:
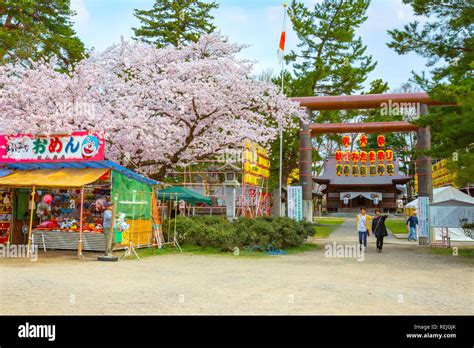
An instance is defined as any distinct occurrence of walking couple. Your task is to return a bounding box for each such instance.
[356,207,388,253]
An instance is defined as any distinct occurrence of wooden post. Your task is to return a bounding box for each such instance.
[111,194,118,252]
[27,186,36,258]
[137,191,143,247]
[77,186,84,259]
[129,190,136,257]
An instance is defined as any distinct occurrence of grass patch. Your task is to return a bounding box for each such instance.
[283,242,321,254]
[385,219,408,234]
[427,247,474,259]
[128,242,320,260]
[313,218,345,238]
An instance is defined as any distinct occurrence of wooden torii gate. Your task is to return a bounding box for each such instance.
[291,92,454,245]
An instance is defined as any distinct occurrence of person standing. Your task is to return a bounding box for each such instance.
[356,208,372,251]
[406,211,419,241]
[102,202,116,256]
[372,208,388,253]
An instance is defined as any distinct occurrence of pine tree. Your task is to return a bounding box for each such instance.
[387,0,474,187]
[133,0,218,48]
[0,0,85,68]
[269,0,377,188]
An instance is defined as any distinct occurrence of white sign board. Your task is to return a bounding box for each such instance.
[418,196,430,238]
[288,186,302,222]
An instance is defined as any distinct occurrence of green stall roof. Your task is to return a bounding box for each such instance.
[156,186,212,205]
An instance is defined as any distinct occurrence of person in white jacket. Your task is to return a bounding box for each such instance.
[355,208,372,251]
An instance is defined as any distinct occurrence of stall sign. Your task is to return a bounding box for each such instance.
[243,141,270,180]
[0,222,10,244]
[418,196,430,238]
[414,158,458,193]
[0,189,12,244]
[287,186,302,222]
[0,132,105,163]
[243,173,263,186]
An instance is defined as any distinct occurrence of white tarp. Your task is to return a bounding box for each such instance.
[406,186,474,208]
[435,228,473,242]
[430,205,474,227]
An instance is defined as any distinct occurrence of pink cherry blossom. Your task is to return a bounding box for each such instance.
[0,34,306,179]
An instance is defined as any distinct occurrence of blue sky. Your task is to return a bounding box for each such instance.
[71,0,430,91]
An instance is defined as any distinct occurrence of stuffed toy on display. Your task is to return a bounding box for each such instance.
[95,198,106,212]
[59,217,78,230]
[37,220,59,229]
[36,195,52,222]
[115,213,129,232]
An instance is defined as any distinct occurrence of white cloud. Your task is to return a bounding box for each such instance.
[219,6,250,24]
[71,0,90,27]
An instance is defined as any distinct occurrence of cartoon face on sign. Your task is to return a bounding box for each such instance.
[81,136,99,159]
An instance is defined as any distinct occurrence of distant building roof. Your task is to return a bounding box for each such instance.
[313,157,411,186]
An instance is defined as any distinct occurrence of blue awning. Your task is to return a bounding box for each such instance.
[0,160,159,186]
[0,169,12,178]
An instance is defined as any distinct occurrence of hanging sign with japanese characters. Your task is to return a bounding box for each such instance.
[336,134,394,177]
[242,141,270,186]
[0,132,105,163]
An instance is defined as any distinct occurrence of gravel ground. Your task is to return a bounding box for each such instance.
[1,220,473,315]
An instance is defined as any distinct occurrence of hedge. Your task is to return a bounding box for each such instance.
[169,216,316,251]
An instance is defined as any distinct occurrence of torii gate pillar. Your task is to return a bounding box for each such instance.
[416,104,433,245]
[299,111,313,222]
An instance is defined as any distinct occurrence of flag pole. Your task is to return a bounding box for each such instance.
[279,3,288,217]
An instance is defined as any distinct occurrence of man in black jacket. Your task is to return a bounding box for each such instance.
[372,208,388,253]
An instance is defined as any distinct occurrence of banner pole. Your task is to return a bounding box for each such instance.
[27,186,36,258]
[77,186,84,259]
[278,3,287,217]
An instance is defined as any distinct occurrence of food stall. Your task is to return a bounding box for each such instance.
[0,132,159,255]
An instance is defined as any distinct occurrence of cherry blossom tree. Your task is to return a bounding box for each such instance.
[0,34,306,179]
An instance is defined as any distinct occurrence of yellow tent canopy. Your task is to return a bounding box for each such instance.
[0,168,109,187]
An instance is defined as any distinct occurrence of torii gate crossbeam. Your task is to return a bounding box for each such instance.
[290,92,455,245]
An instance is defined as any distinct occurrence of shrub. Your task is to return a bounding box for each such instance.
[169,215,315,251]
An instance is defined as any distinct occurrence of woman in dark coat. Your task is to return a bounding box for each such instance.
[372,208,388,253]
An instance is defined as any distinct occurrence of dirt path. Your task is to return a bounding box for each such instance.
[1,220,473,315]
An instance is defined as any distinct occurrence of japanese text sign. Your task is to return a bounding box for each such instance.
[0,132,105,163]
